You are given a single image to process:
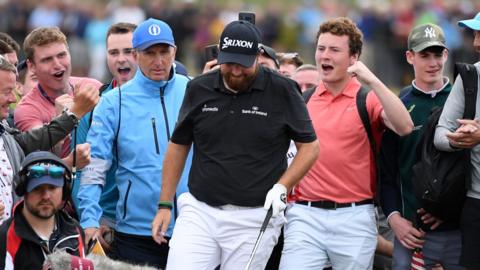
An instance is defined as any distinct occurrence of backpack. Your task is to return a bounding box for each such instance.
[411,63,478,221]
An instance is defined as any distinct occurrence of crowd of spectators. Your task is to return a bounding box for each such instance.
[0,0,479,89]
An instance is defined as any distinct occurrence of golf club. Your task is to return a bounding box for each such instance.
[245,207,273,270]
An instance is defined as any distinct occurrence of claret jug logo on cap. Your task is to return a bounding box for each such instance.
[148,24,162,36]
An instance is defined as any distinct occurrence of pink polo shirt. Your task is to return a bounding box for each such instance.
[14,77,101,157]
[291,78,385,203]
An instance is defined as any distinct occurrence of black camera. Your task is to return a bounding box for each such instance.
[239,12,255,25]
[204,44,219,61]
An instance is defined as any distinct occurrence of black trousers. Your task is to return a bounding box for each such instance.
[265,227,284,270]
[113,230,170,269]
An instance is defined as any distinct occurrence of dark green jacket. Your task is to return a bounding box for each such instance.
[380,82,457,230]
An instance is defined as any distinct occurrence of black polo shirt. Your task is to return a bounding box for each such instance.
[171,66,316,206]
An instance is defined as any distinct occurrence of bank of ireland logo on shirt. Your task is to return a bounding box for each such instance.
[148,24,162,36]
[242,106,268,117]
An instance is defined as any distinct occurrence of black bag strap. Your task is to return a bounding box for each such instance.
[302,85,379,202]
[455,63,478,119]
[302,86,316,103]
[356,86,376,154]
[356,86,382,205]
[114,85,122,165]
[88,83,110,128]
[302,85,375,153]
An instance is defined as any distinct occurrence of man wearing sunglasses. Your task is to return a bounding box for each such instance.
[0,151,87,270]
[258,44,280,71]
[277,52,304,78]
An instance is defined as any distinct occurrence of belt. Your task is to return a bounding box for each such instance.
[296,199,374,210]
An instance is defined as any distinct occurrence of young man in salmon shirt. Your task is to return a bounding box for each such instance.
[14,27,101,160]
[280,17,413,270]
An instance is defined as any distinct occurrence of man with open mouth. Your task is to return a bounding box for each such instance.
[280,17,413,270]
[13,26,102,161]
[75,22,137,258]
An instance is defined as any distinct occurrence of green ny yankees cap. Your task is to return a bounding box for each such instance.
[408,23,447,52]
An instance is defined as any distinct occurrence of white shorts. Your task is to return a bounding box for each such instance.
[166,192,284,270]
[280,202,377,270]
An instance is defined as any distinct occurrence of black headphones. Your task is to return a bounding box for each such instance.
[14,151,72,200]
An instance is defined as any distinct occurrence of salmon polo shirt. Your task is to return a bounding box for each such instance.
[292,78,385,203]
[14,77,101,158]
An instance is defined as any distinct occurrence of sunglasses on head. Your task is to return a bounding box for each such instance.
[280,52,299,59]
[27,164,65,179]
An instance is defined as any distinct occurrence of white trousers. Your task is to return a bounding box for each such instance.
[280,203,378,270]
[166,192,284,270]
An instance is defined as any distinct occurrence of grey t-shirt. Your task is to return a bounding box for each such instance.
[434,62,480,199]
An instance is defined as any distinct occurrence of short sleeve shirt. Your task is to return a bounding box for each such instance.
[292,78,385,203]
[14,77,101,157]
[171,67,316,206]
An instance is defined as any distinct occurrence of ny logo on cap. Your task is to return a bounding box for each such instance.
[424,27,436,39]
[148,24,161,36]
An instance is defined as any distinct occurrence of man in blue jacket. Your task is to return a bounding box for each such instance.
[81,18,190,268]
[76,22,137,255]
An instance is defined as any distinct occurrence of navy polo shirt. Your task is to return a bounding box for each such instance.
[171,66,316,206]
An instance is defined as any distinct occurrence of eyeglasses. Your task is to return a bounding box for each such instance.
[27,164,65,179]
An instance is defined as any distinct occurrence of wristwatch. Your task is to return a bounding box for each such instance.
[63,107,79,125]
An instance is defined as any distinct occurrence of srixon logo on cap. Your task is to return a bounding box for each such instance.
[222,37,254,50]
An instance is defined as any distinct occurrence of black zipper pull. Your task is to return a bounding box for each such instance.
[159,85,171,141]
[151,118,160,154]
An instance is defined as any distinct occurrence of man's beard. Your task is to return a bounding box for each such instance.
[223,67,257,92]
[25,199,59,219]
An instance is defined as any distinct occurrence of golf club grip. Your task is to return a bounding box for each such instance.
[261,208,273,232]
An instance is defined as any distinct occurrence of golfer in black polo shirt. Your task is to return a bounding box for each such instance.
[151,20,319,270]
